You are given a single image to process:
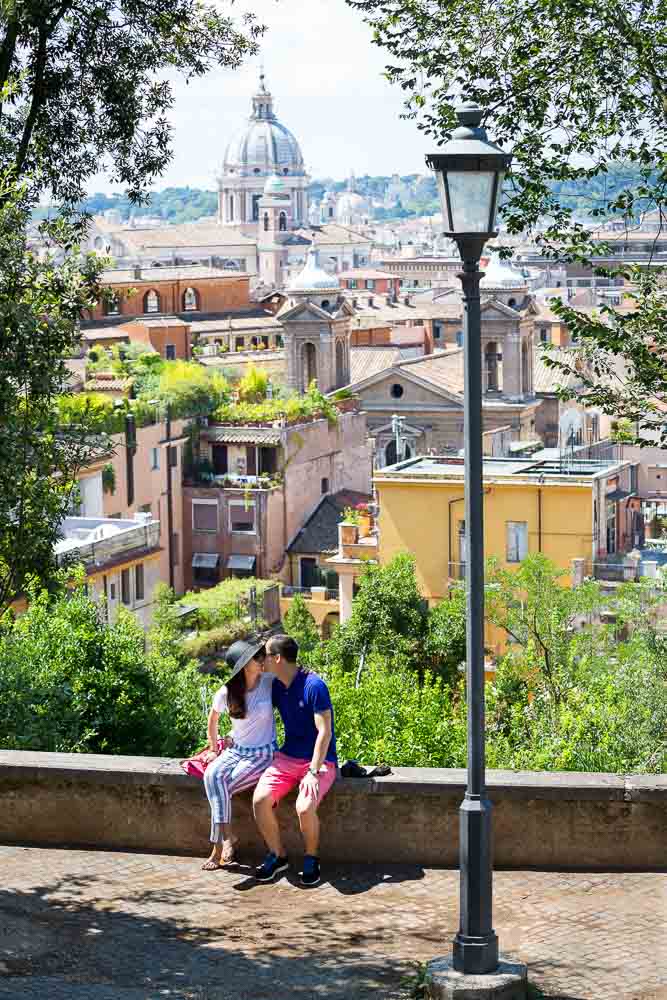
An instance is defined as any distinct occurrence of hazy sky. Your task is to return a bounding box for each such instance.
[90,0,435,195]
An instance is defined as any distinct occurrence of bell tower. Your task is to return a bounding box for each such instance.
[276,247,353,394]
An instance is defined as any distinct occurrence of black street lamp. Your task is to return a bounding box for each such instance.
[427,104,512,977]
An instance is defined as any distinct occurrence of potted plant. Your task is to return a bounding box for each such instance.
[355,501,372,537]
[339,507,360,545]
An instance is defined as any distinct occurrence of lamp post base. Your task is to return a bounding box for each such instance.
[452,932,499,976]
[425,957,527,1000]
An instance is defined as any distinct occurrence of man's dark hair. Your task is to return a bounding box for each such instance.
[268,634,299,663]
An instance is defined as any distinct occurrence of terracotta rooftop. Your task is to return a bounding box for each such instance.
[350,347,403,383]
[101,265,246,284]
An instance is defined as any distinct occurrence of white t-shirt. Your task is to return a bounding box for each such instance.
[212,672,276,748]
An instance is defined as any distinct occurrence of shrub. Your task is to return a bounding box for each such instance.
[283,595,320,659]
[176,577,274,630]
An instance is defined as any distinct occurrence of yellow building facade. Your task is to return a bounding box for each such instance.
[374,455,638,654]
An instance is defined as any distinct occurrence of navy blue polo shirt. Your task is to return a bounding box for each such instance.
[272,668,337,763]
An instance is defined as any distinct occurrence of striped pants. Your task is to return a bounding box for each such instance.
[203,742,274,843]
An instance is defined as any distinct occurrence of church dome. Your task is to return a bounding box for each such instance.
[480,253,527,290]
[336,191,369,223]
[224,73,305,178]
[288,246,340,292]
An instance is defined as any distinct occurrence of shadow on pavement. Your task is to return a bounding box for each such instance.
[0,870,411,999]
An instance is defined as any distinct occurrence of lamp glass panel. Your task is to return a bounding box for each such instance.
[446,170,497,233]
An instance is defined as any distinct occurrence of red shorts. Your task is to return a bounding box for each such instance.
[255,752,337,809]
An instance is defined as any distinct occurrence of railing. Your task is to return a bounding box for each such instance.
[590,559,629,583]
[325,589,340,601]
[282,585,312,598]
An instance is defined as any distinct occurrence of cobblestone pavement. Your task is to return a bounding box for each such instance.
[0,845,665,1000]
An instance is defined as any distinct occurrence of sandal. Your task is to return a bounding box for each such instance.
[201,856,222,871]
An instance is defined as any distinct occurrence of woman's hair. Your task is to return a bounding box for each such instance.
[226,647,265,719]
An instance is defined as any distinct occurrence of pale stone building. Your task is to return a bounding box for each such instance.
[277,247,353,394]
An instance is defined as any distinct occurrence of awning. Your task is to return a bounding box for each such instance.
[606,489,633,502]
[192,553,220,569]
[227,554,256,572]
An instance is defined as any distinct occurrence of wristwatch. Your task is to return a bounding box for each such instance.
[308,766,320,778]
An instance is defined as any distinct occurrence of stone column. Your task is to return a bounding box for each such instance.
[502,332,522,398]
[284,333,298,392]
[339,573,354,623]
[623,549,641,581]
[571,557,585,587]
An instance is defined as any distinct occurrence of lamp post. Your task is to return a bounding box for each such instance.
[426,104,512,977]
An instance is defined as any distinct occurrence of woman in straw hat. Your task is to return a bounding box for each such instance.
[201,638,276,870]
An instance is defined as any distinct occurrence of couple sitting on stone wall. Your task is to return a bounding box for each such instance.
[198,633,336,888]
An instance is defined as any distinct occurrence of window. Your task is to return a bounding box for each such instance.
[229,501,256,533]
[539,327,550,343]
[143,290,159,314]
[259,447,277,475]
[135,563,145,602]
[456,330,464,348]
[168,446,178,468]
[121,568,131,605]
[321,300,330,310]
[139,503,151,515]
[252,194,261,221]
[110,582,116,600]
[193,500,218,533]
[165,344,176,361]
[279,211,287,232]
[183,287,198,311]
[105,293,120,316]
[508,298,517,309]
[365,279,375,290]
[151,447,160,471]
[390,383,404,399]
[506,521,528,563]
[321,477,329,494]
[263,212,269,232]
[229,195,234,221]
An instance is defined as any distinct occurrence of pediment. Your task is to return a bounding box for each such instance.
[350,364,464,407]
[480,298,522,321]
[276,300,334,324]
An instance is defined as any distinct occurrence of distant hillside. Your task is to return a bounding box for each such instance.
[31,164,654,228]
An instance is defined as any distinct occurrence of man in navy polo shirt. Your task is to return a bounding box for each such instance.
[252,633,336,886]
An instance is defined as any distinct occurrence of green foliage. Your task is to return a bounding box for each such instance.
[238,364,268,403]
[283,595,321,659]
[0,3,261,205]
[0,585,161,754]
[0,185,109,611]
[341,506,362,525]
[176,577,274,631]
[351,0,667,440]
[181,620,264,661]
[213,382,338,428]
[323,655,466,767]
[101,463,116,495]
[334,554,429,668]
[424,588,467,684]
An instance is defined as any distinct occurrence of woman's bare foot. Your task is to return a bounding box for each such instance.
[221,836,238,864]
[201,849,222,871]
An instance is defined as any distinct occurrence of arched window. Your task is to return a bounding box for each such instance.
[508,297,517,309]
[390,383,404,399]
[303,342,317,389]
[335,340,345,387]
[183,287,198,312]
[283,168,289,175]
[385,439,412,466]
[328,205,334,218]
[321,300,330,310]
[263,212,269,232]
[279,211,287,232]
[143,289,160,314]
[104,292,120,316]
[485,342,500,391]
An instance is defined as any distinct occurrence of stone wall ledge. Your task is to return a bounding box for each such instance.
[1,750,664,803]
